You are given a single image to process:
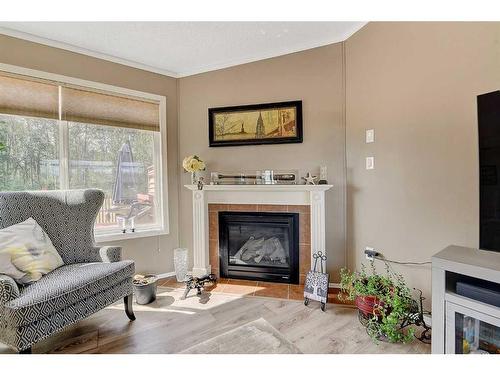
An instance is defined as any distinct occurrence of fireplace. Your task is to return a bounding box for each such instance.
[218,211,299,284]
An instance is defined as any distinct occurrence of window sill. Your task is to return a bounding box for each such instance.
[95,228,168,243]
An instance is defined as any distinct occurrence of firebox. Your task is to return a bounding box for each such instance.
[218,211,299,284]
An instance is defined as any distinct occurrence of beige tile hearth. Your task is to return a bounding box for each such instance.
[227,279,258,286]
[254,281,289,299]
[223,284,257,295]
[289,284,306,300]
[162,277,354,306]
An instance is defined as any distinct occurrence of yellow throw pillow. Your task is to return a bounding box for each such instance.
[0,218,64,285]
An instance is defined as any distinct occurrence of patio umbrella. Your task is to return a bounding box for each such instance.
[112,140,138,204]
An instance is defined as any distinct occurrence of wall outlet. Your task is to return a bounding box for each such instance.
[364,247,378,260]
[366,156,374,170]
[366,129,375,143]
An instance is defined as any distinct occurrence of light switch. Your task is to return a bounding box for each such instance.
[366,156,374,170]
[366,129,375,143]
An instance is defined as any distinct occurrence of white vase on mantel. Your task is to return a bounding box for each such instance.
[173,248,189,282]
[191,171,198,185]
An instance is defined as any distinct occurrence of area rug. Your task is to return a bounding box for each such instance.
[181,318,302,354]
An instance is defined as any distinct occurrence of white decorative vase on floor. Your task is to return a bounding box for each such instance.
[174,248,189,282]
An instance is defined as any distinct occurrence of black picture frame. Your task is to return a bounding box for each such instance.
[208,100,303,147]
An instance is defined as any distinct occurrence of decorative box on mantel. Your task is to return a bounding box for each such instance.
[184,184,333,279]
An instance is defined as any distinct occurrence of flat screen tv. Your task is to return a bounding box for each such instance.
[478,90,500,251]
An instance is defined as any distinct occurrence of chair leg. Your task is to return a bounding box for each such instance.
[124,294,136,321]
[19,347,32,354]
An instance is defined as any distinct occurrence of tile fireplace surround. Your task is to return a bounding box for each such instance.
[185,184,333,283]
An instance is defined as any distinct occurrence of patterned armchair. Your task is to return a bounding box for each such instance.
[0,189,135,353]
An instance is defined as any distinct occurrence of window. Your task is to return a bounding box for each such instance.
[0,67,167,239]
[0,114,60,191]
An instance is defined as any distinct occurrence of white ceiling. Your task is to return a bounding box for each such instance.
[0,22,366,77]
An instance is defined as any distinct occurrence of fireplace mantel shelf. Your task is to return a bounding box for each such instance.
[184,184,333,192]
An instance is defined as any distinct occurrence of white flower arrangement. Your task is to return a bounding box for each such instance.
[182,155,206,173]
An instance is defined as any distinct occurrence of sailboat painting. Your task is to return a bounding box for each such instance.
[209,100,302,147]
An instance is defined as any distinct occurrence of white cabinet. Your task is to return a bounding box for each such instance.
[432,245,500,354]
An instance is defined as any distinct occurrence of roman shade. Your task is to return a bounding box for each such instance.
[61,86,160,132]
[0,73,59,120]
[0,71,160,132]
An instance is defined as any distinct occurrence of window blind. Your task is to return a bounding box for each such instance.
[61,86,160,132]
[0,73,59,120]
[0,71,160,132]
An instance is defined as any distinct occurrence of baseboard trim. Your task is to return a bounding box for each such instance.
[156,271,176,280]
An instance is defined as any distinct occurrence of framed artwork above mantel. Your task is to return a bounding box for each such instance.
[208,100,303,147]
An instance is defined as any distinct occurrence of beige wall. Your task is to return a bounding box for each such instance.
[345,22,500,302]
[3,22,498,298]
[178,44,347,279]
[0,34,180,275]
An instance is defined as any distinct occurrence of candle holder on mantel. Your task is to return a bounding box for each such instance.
[318,165,328,184]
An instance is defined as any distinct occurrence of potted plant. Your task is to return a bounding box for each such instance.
[339,261,416,343]
[133,274,158,305]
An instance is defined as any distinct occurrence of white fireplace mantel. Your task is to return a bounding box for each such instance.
[184,184,333,277]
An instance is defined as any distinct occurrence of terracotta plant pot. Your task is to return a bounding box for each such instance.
[355,295,385,317]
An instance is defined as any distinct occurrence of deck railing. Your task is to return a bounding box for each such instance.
[96,196,117,227]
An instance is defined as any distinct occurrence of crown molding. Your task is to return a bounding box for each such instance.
[0,27,180,78]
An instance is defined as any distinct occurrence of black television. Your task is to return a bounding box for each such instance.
[478,90,500,251]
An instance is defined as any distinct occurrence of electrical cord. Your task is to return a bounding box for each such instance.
[373,255,431,266]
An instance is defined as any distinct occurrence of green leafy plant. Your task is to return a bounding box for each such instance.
[339,261,416,343]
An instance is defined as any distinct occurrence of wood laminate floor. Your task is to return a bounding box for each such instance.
[0,286,430,354]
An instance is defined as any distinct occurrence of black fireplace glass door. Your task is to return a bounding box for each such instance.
[219,211,299,284]
[227,223,290,268]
